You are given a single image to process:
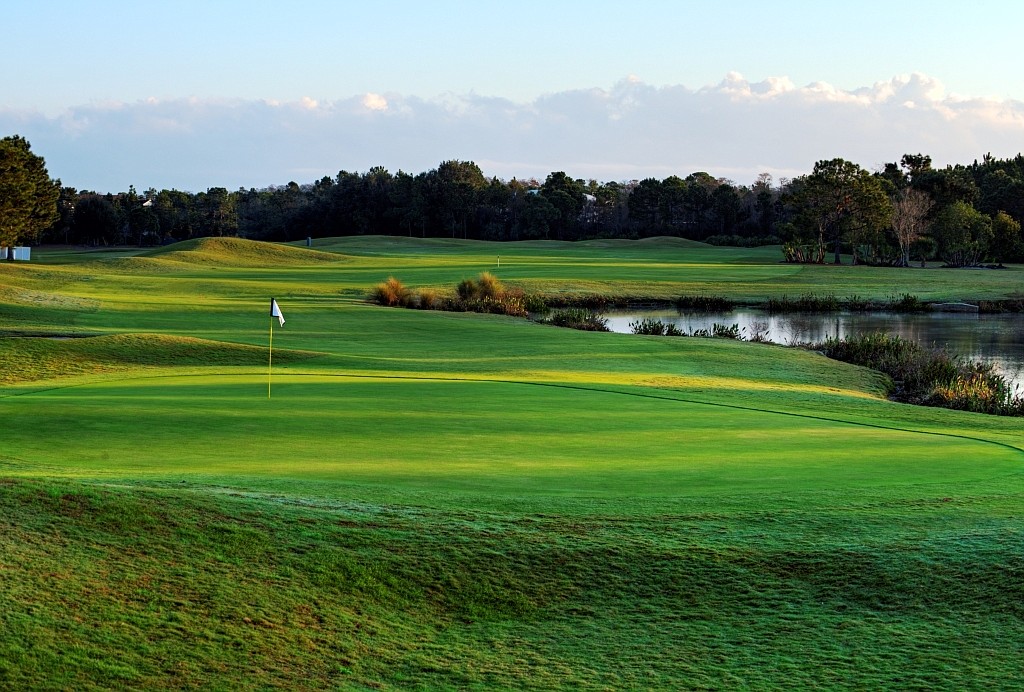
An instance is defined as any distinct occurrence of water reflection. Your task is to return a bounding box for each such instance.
[604,309,1024,390]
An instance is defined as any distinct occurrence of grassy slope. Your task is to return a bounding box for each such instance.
[1,237,1022,689]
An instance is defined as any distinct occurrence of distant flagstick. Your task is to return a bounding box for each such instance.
[268,298,285,398]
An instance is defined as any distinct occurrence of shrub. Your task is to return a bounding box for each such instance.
[675,295,734,311]
[782,243,825,264]
[705,234,782,247]
[456,278,480,301]
[929,372,1024,416]
[817,332,1023,415]
[845,295,873,312]
[766,294,840,313]
[542,309,610,332]
[476,272,504,300]
[630,318,668,335]
[523,293,549,314]
[417,288,440,310]
[541,294,616,310]
[887,293,929,312]
[744,319,771,343]
[712,323,741,339]
[371,277,414,307]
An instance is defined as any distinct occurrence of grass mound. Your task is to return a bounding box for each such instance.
[576,236,710,249]
[0,334,319,384]
[142,238,346,267]
[93,256,198,274]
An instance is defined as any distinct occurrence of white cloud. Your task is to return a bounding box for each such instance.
[3,73,1023,192]
[361,93,388,111]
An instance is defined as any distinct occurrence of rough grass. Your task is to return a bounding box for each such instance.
[0,334,319,384]
[2,476,1022,690]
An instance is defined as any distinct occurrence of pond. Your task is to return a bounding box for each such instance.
[603,308,1024,390]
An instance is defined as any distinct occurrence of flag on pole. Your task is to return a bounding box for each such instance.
[271,298,285,326]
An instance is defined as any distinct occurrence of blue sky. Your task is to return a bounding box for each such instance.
[4,0,1024,191]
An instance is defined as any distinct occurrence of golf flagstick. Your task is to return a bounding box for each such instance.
[269,298,285,398]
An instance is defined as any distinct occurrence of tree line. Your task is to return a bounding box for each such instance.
[4,134,1024,265]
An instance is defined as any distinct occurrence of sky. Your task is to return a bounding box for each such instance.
[3,0,1024,192]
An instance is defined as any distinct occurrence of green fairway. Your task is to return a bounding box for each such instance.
[2,375,1019,500]
[1,237,1022,689]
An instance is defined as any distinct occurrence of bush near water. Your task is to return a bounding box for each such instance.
[819,332,1024,416]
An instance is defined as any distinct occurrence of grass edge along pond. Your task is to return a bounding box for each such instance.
[1,236,1023,689]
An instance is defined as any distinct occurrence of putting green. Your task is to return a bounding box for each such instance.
[4,374,1018,503]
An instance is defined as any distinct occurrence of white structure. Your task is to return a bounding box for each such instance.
[1,247,31,261]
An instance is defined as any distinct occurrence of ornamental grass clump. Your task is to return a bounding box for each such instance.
[456,278,480,301]
[475,272,504,300]
[417,288,440,310]
[371,276,414,307]
[453,273,529,317]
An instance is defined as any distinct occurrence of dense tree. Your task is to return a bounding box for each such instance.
[520,192,559,239]
[900,153,933,182]
[627,178,662,230]
[540,171,586,239]
[978,169,1024,220]
[427,160,487,238]
[660,175,689,233]
[711,183,743,235]
[683,172,718,237]
[752,173,778,236]
[784,159,893,264]
[913,166,979,209]
[41,186,78,244]
[930,201,993,267]
[0,136,60,257]
[19,144,1023,262]
[72,195,120,245]
[990,211,1022,266]
[194,187,238,237]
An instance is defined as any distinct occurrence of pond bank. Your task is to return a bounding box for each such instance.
[601,307,1024,392]
[539,293,1024,314]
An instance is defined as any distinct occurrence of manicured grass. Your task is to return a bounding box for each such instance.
[3,376,1016,500]
[1,236,1023,688]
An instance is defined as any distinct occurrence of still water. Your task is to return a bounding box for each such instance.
[604,309,1024,390]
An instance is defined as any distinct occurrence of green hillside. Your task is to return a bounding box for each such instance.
[0,237,1021,689]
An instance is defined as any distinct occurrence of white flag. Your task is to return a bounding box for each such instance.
[271,298,285,326]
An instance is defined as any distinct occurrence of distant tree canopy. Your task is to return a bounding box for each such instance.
[0,136,60,256]
[3,129,1018,266]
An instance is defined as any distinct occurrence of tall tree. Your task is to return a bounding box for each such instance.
[890,188,934,267]
[628,178,663,231]
[540,171,585,239]
[990,210,1022,266]
[787,159,892,264]
[427,160,486,238]
[72,195,120,245]
[931,201,993,267]
[683,172,718,237]
[0,135,60,257]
